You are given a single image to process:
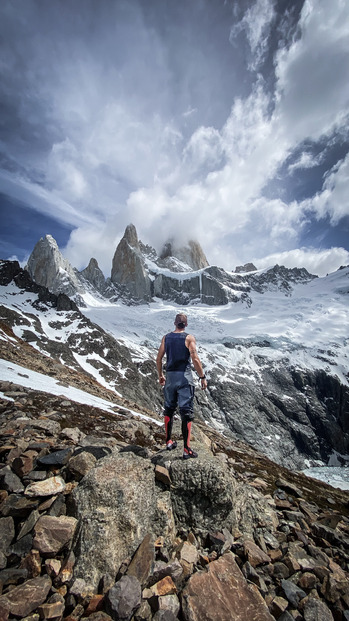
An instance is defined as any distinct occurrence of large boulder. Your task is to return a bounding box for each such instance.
[70,451,173,590]
[169,450,236,533]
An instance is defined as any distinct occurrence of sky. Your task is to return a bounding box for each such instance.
[0,0,348,277]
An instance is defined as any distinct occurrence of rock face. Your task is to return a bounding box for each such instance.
[111,224,152,301]
[71,451,172,590]
[80,258,107,294]
[26,235,85,301]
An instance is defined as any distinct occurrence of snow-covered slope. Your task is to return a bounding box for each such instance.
[0,260,348,470]
[83,265,349,385]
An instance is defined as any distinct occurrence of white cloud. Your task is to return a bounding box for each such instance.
[255,247,349,277]
[1,0,348,279]
[305,153,349,224]
[230,0,276,70]
[274,0,349,142]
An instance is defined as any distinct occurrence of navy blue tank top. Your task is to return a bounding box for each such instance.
[165,332,190,372]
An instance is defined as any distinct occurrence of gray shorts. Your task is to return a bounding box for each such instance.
[164,369,195,420]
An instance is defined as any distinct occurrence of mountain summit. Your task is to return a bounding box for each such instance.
[160,238,209,270]
[25,225,318,307]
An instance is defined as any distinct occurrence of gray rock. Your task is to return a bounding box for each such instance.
[303,597,335,621]
[111,224,152,301]
[153,611,177,621]
[281,579,307,607]
[71,452,166,590]
[126,533,155,586]
[37,448,73,467]
[26,234,85,299]
[105,575,142,621]
[160,239,209,270]
[0,465,24,493]
[80,258,107,294]
[0,517,15,554]
[169,452,236,531]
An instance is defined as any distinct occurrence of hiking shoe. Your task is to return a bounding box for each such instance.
[183,447,198,460]
[166,440,177,451]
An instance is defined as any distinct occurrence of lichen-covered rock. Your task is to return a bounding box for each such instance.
[71,452,166,590]
[169,451,236,532]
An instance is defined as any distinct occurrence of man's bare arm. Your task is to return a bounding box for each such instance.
[156,336,166,386]
[186,335,207,390]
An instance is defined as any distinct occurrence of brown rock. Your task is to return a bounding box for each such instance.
[269,549,283,562]
[178,542,198,565]
[269,596,289,617]
[243,539,271,567]
[84,594,104,616]
[150,576,177,597]
[298,572,317,590]
[0,575,51,618]
[20,549,42,578]
[155,465,171,487]
[33,515,78,554]
[37,596,65,619]
[45,558,62,578]
[68,452,97,480]
[181,552,274,621]
[127,533,155,586]
[12,450,38,477]
[25,476,66,497]
[56,550,75,585]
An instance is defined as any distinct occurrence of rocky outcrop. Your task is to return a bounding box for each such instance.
[246,264,317,295]
[235,262,257,273]
[0,381,348,620]
[80,258,107,294]
[111,224,152,301]
[26,235,86,302]
[208,362,349,470]
[0,260,79,312]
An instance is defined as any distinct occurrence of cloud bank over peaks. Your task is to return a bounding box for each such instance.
[0,0,348,279]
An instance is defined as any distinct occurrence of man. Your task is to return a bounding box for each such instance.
[156,313,207,459]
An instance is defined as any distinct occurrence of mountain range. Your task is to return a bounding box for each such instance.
[0,225,348,471]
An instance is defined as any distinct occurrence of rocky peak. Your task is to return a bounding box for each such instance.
[160,239,209,271]
[246,264,317,295]
[111,225,151,301]
[26,235,85,300]
[235,262,257,273]
[123,223,139,249]
[80,258,106,293]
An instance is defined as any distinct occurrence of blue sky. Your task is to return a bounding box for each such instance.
[0,0,348,277]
